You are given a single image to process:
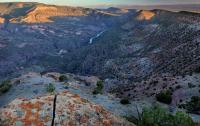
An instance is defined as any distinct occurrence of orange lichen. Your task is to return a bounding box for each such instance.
[1,91,135,126]
[103,119,112,126]
[19,101,45,126]
[93,105,103,113]
[45,96,54,101]
[67,120,76,126]
[72,94,80,99]
[4,111,8,116]
[63,90,70,94]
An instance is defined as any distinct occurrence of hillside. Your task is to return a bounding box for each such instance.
[0,3,135,80]
[0,2,120,23]
[62,9,200,80]
[10,5,87,23]
[55,10,200,120]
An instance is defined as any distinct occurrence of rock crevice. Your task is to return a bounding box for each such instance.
[51,94,57,126]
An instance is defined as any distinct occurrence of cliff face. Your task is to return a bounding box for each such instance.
[136,10,155,20]
[0,91,134,126]
[13,5,87,23]
[0,3,118,23]
[0,17,5,23]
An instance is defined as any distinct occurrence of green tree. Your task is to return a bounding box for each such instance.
[120,98,131,105]
[156,90,172,104]
[185,96,200,114]
[92,80,104,95]
[0,80,12,95]
[59,75,68,82]
[125,106,194,126]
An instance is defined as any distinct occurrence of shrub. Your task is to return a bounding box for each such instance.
[63,82,69,89]
[125,106,194,126]
[156,90,172,104]
[185,96,200,114]
[139,106,194,126]
[59,75,68,82]
[92,90,99,95]
[175,85,182,90]
[188,83,195,88]
[0,80,12,95]
[120,98,131,105]
[174,112,194,126]
[194,67,200,73]
[96,80,103,89]
[15,80,21,84]
[46,83,55,93]
[92,81,104,95]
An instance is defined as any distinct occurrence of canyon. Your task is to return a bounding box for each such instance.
[0,2,200,126]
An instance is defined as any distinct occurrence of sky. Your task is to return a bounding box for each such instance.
[0,0,199,6]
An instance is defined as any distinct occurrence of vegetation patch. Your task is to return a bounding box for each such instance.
[63,82,69,89]
[0,80,12,95]
[59,75,68,82]
[92,80,104,95]
[120,98,131,105]
[125,106,194,126]
[188,83,196,88]
[180,96,200,114]
[194,67,200,73]
[175,85,182,90]
[156,90,172,104]
[46,83,55,93]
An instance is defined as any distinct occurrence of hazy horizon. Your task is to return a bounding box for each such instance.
[0,0,199,7]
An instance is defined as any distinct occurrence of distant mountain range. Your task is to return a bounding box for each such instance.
[90,4,200,12]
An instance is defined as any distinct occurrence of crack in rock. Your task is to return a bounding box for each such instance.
[51,94,57,126]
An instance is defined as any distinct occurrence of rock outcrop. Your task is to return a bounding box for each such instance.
[0,91,134,126]
[0,95,54,125]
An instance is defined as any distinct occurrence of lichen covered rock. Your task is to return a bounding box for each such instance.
[0,91,135,126]
[0,95,54,126]
[55,91,134,126]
